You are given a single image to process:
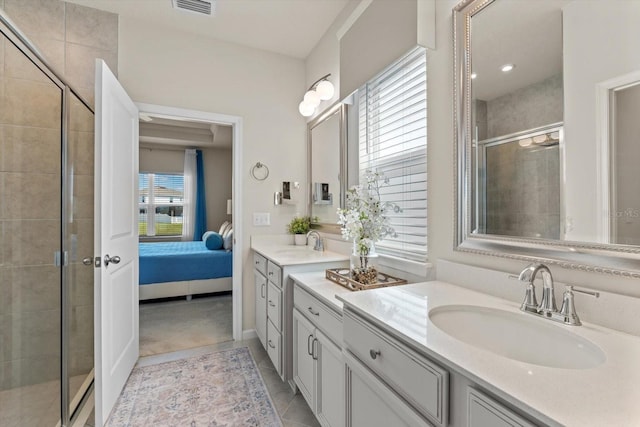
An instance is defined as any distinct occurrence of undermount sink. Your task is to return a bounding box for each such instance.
[429,305,606,369]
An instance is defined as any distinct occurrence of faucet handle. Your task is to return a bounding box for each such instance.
[508,274,538,312]
[556,286,599,326]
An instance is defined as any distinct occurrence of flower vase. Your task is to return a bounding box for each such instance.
[294,234,307,246]
[350,241,379,285]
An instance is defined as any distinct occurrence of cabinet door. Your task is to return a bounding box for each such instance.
[345,352,431,427]
[468,389,536,427]
[293,309,316,412]
[255,272,267,347]
[316,330,344,427]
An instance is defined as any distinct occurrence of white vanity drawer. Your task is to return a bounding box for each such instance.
[468,388,536,427]
[343,311,448,427]
[253,252,267,276]
[266,319,282,375]
[294,284,342,346]
[267,260,282,287]
[267,282,282,331]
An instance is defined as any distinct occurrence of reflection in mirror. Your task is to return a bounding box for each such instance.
[454,0,640,276]
[308,103,346,232]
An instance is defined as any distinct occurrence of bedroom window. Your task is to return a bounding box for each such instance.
[139,173,185,237]
[357,46,427,263]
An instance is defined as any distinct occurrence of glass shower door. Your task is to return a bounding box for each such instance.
[0,35,64,426]
[64,91,95,421]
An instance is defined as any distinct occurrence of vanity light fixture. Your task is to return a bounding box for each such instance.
[501,63,515,72]
[298,74,335,117]
[471,72,477,79]
[532,134,548,144]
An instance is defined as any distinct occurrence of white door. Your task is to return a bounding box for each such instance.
[94,59,139,426]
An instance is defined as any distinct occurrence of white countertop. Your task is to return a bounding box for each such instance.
[251,240,348,267]
[289,271,355,313]
[337,281,640,427]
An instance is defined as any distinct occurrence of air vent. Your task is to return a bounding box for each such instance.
[172,0,215,16]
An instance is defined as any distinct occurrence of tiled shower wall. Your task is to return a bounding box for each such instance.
[0,0,117,389]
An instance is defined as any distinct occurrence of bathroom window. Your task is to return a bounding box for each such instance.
[139,173,185,237]
[358,47,427,262]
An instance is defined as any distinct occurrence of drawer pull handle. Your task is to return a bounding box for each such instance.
[261,283,265,298]
[255,260,259,265]
[268,340,276,349]
[312,338,318,360]
[307,307,320,316]
[370,349,381,360]
[268,271,273,276]
[307,334,314,356]
[268,300,276,307]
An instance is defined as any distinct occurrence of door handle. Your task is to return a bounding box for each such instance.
[82,257,93,266]
[104,254,121,267]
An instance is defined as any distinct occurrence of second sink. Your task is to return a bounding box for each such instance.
[429,304,606,369]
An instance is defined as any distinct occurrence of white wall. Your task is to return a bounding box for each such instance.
[563,0,640,243]
[117,16,308,330]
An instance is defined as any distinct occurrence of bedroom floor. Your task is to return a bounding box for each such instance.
[139,292,233,357]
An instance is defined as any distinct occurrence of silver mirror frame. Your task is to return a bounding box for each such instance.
[453,0,640,278]
[307,102,347,234]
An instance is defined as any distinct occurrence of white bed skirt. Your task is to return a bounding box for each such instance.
[139,277,232,301]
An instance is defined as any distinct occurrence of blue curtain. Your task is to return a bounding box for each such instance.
[193,149,207,240]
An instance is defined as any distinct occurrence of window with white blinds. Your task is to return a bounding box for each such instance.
[358,47,427,262]
[139,173,185,237]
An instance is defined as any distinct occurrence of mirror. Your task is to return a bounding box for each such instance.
[454,0,640,276]
[308,102,346,232]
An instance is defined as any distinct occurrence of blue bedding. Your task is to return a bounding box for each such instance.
[139,241,232,285]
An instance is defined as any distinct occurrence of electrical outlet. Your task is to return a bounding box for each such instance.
[253,212,270,226]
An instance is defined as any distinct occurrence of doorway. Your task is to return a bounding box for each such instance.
[135,103,243,351]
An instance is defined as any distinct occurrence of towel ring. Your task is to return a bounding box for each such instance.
[250,162,269,181]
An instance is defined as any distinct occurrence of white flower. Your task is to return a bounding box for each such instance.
[337,170,401,256]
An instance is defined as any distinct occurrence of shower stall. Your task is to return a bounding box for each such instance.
[0,12,95,427]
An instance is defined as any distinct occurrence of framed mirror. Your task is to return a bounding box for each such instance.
[308,102,347,233]
[454,0,640,277]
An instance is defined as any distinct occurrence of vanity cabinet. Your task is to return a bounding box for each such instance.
[251,247,348,388]
[253,253,268,347]
[293,283,344,427]
[343,309,449,427]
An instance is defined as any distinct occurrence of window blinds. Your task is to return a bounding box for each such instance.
[358,47,427,262]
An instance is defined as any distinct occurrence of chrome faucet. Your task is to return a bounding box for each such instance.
[514,263,599,326]
[306,230,324,252]
[518,263,557,316]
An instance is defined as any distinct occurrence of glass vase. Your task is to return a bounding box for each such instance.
[350,240,379,285]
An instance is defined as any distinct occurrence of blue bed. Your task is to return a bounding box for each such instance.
[139,241,233,300]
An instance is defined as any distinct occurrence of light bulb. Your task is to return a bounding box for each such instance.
[533,134,547,144]
[298,101,315,117]
[501,64,515,72]
[518,138,532,147]
[303,90,321,108]
[316,80,334,100]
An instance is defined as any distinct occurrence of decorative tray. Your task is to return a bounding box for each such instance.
[325,268,408,291]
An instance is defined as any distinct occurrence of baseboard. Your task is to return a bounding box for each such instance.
[242,329,258,340]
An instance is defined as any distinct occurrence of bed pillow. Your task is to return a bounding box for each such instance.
[219,221,231,235]
[223,229,233,251]
[204,231,224,250]
[202,230,215,241]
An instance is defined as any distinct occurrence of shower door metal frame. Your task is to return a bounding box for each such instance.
[0,9,96,427]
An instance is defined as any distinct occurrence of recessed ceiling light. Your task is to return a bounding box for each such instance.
[471,72,477,79]
[501,64,515,73]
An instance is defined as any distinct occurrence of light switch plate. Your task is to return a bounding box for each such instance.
[253,212,270,226]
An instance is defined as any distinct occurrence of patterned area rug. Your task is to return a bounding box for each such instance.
[106,347,282,426]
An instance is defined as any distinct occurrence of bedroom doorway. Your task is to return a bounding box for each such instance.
[134,103,243,355]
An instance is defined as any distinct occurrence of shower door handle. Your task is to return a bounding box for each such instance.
[104,254,121,267]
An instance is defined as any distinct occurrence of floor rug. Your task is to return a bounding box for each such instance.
[106,347,282,427]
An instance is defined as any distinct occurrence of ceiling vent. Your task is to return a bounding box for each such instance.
[172,0,215,16]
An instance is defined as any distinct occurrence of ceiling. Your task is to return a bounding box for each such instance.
[66,0,349,59]
[139,116,233,149]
